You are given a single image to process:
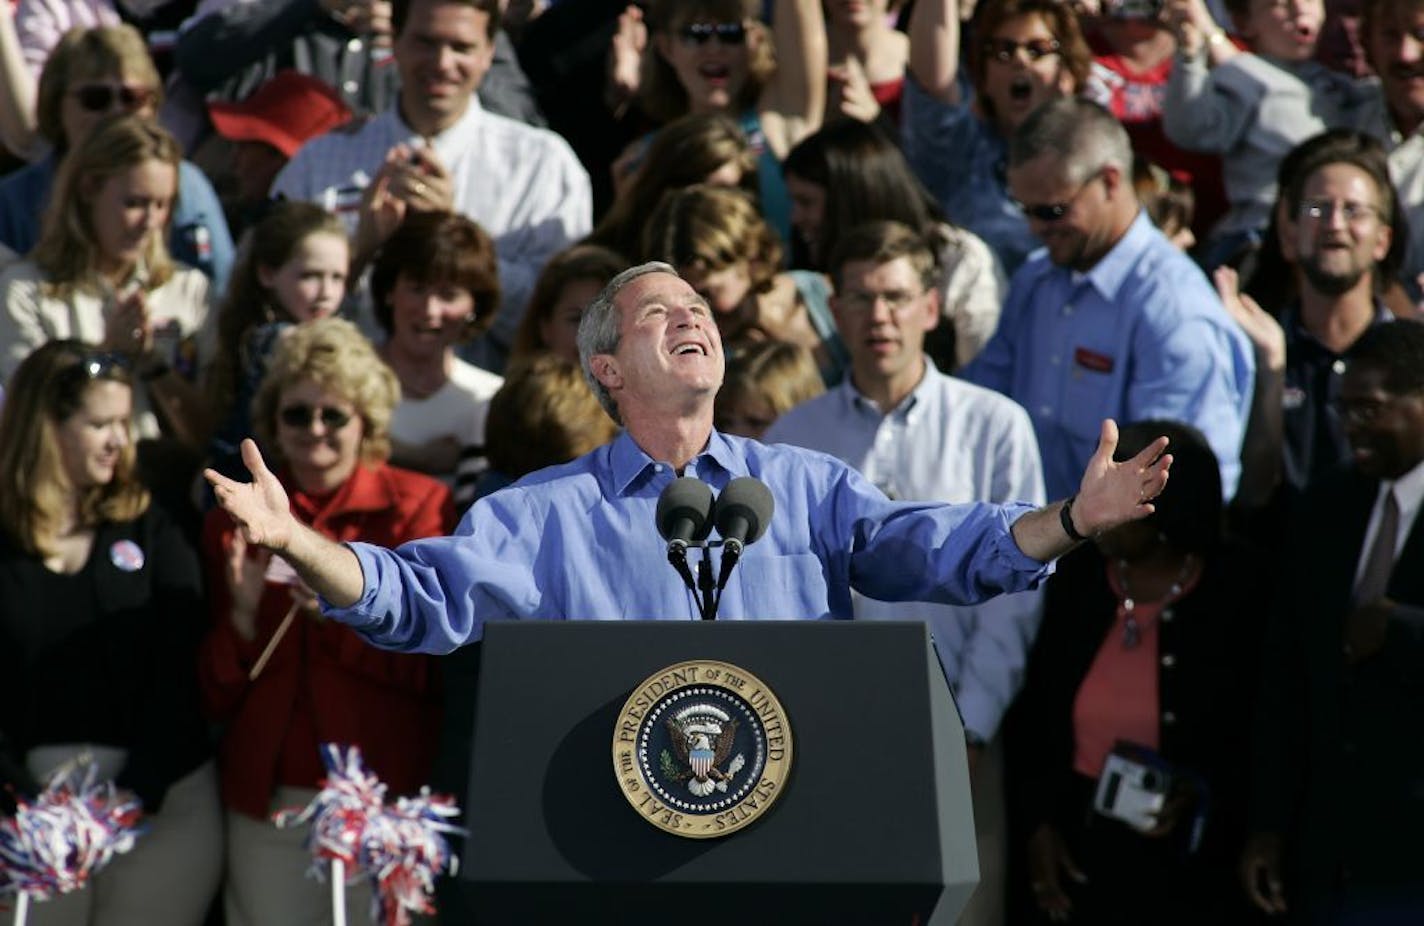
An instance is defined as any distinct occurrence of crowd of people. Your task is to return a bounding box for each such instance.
[1,0,1422,922]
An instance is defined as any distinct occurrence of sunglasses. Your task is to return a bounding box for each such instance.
[1014,170,1104,222]
[983,37,1061,63]
[71,84,156,113]
[678,21,747,46]
[278,404,354,430]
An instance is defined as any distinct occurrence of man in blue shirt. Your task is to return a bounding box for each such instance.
[963,98,1255,500]
[207,262,1171,656]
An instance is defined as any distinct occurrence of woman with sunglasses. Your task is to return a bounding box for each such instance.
[0,115,215,459]
[0,24,233,290]
[610,0,826,242]
[905,0,1091,273]
[0,340,222,924]
[198,317,453,926]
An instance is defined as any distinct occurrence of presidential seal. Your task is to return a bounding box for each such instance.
[612,660,793,838]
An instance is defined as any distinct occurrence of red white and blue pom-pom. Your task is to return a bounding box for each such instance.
[0,763,143,903]
[275,744,464,926]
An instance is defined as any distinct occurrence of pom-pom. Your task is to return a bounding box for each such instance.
[275,745,464,926]
[0,763,144,902]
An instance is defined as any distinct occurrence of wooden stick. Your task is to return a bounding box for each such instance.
[14,891,28,926]
[331,858,347,926]
[248,600,300,682]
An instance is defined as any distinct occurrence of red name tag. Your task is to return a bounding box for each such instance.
[1074,347,1115,374]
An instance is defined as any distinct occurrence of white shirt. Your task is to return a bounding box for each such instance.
[0,259,212,438]
[388,357,502,506]
[765,362,1047,740]
[272,97,592,356]
[1354,457,1424,587]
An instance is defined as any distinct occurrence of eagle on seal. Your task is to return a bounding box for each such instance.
[666,705,745,797]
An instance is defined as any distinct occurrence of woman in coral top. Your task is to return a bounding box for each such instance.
[198,317,453,926]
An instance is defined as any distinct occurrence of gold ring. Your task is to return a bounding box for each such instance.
[413,181,427,197]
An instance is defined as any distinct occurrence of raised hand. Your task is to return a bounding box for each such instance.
[607,5,647,109]
[1216,265,1285,372]
[1072,419,1172,537]
[205,439,297,553]
[827,56,881,124]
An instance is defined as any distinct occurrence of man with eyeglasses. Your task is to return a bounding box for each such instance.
[270,0,590,373]
[1220,130,1401,510]
[765,222,1044,926]
[1244,319,1424,921]
[963,98,1255,502]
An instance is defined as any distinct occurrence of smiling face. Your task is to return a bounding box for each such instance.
[590,272,725,421]
[1236,0,1325,61]
[833,256,937,407]
[1366,2,1424,134]
[386,272,476,362]
[88,158,176,279]
[539,277,602,364]
[55,379,132,490]
[980,14,1076,133]
[1341,364,1424,479]
[393,0,494,134]
[1007,156,1120,270]
[259,232,349,323]
[655,17,753,114]
[274,378,364,492]
[1292,161,1391,297]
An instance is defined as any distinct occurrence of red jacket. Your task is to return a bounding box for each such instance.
[198,463,454,819]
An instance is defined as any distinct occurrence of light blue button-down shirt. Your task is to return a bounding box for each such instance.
[766,365,1046,740]
[324,430,1052,654]
[962,211,1255,500]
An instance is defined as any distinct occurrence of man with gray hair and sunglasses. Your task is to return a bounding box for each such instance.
[206,260,1170,655]
[963,97,1255,503]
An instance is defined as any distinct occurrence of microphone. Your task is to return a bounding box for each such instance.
[656,477,714,554]
[656,478,714,618]
[712,477,774,592]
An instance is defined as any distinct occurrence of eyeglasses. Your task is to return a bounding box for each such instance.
[54,350,130,393]
[837,288,926,315]
[1298,199,1381,224]
[1014,170,1103,222]
[678,21,747,46]
[71,84,156,113]
[278,404,354,430]
[983,37,1061,63]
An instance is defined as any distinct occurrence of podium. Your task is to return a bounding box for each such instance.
[453,620,979,924]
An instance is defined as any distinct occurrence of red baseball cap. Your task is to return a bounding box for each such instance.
[207,70,352,158]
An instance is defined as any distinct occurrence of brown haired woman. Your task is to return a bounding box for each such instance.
[0,340,221,923]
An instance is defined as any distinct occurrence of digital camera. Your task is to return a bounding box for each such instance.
[1093,743,1172,832]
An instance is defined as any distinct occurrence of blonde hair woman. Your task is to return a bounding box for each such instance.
[0,340,222,924]
[197,318,453,926]
[644,183,847,382]
[0,114,214,451]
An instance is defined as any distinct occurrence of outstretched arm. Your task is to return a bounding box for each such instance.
[1010,420,1172,562]
[759,0,827,158]
[908,0,962,104]
[203,439,366,607]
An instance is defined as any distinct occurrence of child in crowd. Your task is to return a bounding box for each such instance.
[207,202,350,473]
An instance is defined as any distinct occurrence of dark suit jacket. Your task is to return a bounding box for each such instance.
[1251,466,1424,913]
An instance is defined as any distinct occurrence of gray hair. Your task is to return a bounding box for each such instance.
[1009,98,1133,186]
[577,260,679,424]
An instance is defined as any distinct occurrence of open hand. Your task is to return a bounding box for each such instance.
[607,5,647,106]
[204,440,296,553]
[1216,265,1285,371]
[1071,420,1172,537]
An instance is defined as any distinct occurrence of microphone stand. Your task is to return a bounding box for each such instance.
[697,547,717,621]
[667,543,708,621]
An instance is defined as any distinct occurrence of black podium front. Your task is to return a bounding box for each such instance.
[456,620,979,924]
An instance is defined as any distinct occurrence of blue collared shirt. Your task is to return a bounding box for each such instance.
[324,430,1051,654]
[901,73,1040,275]
[962,211,1255,500]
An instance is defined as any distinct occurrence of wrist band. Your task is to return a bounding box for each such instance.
[1060,496,1087,543]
